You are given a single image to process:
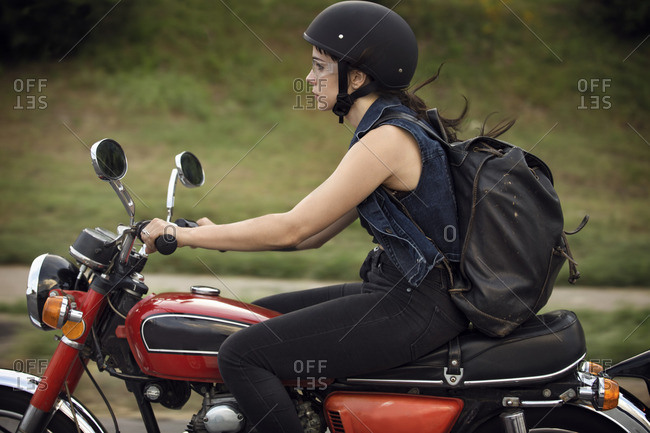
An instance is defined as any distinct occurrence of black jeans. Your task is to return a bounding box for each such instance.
[217,249,468,433]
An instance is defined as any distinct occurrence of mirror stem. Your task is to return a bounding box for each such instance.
[166,168,179,223]
[109,179,135,226]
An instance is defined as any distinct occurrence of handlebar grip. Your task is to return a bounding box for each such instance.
[155,234,177,255]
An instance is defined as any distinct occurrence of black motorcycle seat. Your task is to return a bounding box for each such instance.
[344,310,586,388]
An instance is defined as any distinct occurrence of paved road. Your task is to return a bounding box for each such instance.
[99,417,189,433]
[4,264,649,311]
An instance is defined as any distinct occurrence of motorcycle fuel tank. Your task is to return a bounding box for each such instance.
[125,291,279,381]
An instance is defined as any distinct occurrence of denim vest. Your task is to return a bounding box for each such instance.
[352,97,460,286]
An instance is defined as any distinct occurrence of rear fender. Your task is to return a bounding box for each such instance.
[569,395,650,433]
[0,368,107,433]
[607,350,650,398]
[469,398,648,432]
[602,393,650,433]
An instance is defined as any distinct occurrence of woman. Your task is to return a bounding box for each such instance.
[142,2,470,432]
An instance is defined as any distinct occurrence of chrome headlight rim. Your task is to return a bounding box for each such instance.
[27,254,49,329]
[26,253,87,330]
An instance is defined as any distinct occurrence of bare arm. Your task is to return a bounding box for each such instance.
[193,210,358,251]
[292,208,358,250]
[142,125,420,253]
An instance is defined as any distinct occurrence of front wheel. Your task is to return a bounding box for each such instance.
[0,387,78,433]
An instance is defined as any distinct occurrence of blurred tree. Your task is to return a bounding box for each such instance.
[583,0,649,38]
[0,0,127,62]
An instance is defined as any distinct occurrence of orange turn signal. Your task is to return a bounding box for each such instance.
[42,296,67,329]
[586,362,604,375]
[62,319,86,340]
[602,378,619,411]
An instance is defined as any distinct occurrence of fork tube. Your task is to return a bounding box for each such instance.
[64,355,88,395]
[18,288,107,432]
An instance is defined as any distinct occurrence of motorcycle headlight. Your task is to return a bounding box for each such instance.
[27,254,88,329]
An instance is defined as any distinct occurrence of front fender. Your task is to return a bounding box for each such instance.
[0,368,107,433]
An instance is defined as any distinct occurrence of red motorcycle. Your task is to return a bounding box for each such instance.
[1,138,649,433]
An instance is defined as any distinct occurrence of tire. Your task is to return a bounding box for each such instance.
[0,387,78,433]
[527,427,618,433]
[473,406,627,433]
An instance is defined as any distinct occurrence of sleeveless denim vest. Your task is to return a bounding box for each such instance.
[352,97,460,286]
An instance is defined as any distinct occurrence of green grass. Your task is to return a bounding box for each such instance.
[0,0,648,285]
[576,309,650,364]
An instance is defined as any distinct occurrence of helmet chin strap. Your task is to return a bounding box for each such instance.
[332,61,378,123]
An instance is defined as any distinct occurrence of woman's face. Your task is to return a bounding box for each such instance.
[306,46,338,111]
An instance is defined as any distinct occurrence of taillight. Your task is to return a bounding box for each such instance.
[600,378,620,411]
[578,366,620,411]
[580,361,604,375]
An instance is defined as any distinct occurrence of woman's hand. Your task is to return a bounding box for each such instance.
[197,217,215,226]
[141,218,180,254]
[141,217,214,253]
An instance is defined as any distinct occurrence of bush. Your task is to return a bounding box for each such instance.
[581,0,650,38]
[0,0,127,62]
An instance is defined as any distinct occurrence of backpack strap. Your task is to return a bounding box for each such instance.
[425,108,450,143]
[371,108,458,284]
[559,215,590,284]
[370,109,449,145]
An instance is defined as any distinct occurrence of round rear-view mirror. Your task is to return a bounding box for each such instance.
[176,151,204,188]
[91,139,127,181]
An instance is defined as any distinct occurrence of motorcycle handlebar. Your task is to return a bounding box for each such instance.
[155,234,177,255]
[136,220,190,255]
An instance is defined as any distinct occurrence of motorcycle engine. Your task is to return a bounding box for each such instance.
[188,395,245,433]
[187,391,323,433]
[295,399,324,433]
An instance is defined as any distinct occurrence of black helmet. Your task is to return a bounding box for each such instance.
[304,1,418,90]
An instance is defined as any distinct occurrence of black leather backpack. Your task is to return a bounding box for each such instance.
[374,110,587,337]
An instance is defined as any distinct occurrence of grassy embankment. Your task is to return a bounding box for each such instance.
[0,1,648,382]
[1,0,647,285]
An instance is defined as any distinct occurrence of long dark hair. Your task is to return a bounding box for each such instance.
[377,64,515,142]
[316,47,514,142]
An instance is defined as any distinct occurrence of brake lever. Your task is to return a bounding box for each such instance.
[174,218,198,228]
